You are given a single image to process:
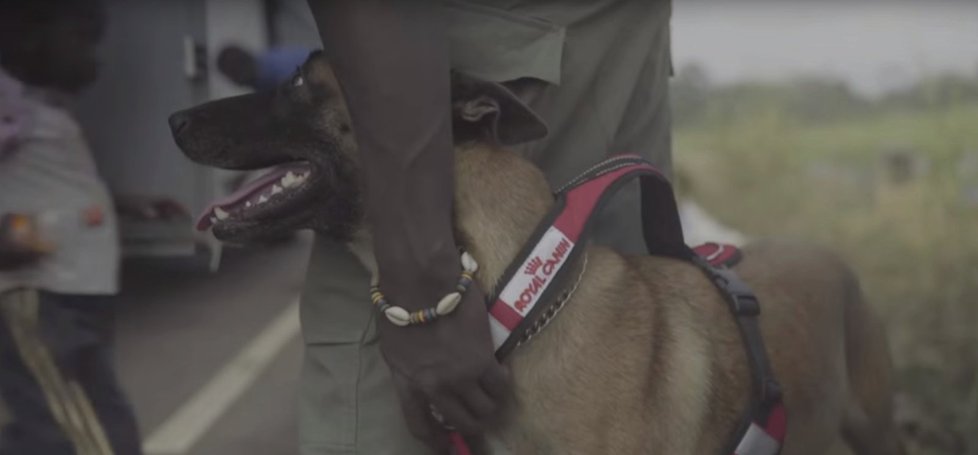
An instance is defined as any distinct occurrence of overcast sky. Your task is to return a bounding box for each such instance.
[671,1,978,96]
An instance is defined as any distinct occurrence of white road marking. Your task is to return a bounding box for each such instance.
[142,298,301,454]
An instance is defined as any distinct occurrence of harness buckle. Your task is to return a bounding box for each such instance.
[712,268,761,316]
[762,379,784,405]
[732,293,760,316]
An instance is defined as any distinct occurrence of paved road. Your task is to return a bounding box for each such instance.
[115,234,313,455]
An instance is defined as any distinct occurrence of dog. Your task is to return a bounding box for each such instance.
[168,51,906,455]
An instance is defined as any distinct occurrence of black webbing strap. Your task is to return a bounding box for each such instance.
[688,251,784,454]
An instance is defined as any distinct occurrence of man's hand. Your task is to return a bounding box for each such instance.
[378,283,511,449]
[0,213,52,270]
[114,195,189,221]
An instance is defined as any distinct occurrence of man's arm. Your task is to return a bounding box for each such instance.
[306,1,510,447]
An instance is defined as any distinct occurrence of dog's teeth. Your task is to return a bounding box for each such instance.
[258,195,269,204]
[282,173,298,188]
[245,201,253,208]
[296,173,308,183]
[210,216,218,224]
[214,207,230,221]
[271,184,283,195]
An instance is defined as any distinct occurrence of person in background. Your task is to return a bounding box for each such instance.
[299,1,674,454]
[0,1,143,454]
[217,44,313,93]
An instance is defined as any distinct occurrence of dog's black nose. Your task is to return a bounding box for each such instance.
[168,111,191,135]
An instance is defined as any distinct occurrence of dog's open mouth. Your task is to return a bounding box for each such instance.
[196,161,316,232]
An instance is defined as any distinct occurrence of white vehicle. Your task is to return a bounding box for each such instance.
[73,0,317,270]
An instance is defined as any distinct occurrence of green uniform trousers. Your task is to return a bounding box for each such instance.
[298,2,673,453]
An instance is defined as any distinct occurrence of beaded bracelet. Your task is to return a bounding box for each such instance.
[369,251,479,327]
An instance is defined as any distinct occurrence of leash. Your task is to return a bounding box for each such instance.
[449,432,473,455]
[450,154,786,455]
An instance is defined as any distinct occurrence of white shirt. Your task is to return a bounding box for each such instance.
[0,84,120,295]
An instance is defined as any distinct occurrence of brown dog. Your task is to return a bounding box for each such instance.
[169,52,906,455]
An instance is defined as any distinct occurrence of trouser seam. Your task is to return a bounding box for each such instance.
[351,311,376,452]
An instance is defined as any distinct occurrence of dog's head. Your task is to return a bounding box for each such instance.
[169,51,547,243]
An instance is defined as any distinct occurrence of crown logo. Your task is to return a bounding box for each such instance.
[523,257,543,275]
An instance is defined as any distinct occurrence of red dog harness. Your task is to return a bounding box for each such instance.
[454,155,786,455]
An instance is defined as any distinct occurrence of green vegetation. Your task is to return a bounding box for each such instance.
[672,66,978,454]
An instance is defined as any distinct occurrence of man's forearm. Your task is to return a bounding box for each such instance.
[306,5,511,443]
[307,1,459,309]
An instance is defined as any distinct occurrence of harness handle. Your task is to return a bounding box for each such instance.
[487,155,687,359]
[554,154,688,259]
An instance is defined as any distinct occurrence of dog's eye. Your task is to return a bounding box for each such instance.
[292,74,304,87]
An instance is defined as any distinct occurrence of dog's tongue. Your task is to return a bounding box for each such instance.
[195,163,306,231]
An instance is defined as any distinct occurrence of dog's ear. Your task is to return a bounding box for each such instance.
[451,72,548,146]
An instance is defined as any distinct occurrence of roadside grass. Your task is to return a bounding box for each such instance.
[675,103,978,454]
